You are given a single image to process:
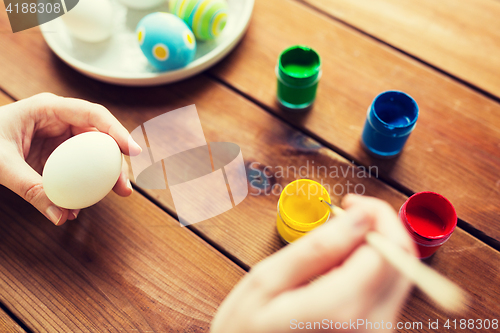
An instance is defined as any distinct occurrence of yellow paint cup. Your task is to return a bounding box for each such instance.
[276,179,331,243]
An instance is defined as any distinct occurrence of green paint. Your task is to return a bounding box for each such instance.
[280,46,320,79]
[283,62,319,78]
[277,45,321,110]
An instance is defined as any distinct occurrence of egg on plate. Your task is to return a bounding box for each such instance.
[136,12,197,71]
[170,0,228,41]
[61,0,114,43]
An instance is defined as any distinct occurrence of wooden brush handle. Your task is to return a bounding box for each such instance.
[366,232,468,313]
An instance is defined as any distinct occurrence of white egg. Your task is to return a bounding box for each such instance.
[119,0,165,9]
[43,132,122,210]
[61,0,113,43]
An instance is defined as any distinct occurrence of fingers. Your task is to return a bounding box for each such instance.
[301,245,409,315]
[246,195,412,296]
[26,93,142,156]
[112,157,132,197]
[259,245,412,330]
[0,146,69,226]
[248,208,372,297]
[113,169,133,197]
[342,194,417,256]
[215,195,416,333]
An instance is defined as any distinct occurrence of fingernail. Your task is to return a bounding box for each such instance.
[72,211,78,220]
[127,179,133,191]
[47,205,62,225]
[131,140,142,156]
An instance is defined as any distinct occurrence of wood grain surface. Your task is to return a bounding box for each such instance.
[0,310,25,333]
[300,0,500,98]
[208,0,500,242]
[0,90,12,106]
[0,187,244,332]
[0,25,499,331]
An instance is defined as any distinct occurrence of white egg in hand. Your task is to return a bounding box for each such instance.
[43,132,122,210]
[62,0,113,42]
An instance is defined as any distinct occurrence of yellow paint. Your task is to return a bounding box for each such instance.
[276,179,331,243]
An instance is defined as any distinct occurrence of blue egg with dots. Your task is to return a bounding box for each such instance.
[136,12,196,71]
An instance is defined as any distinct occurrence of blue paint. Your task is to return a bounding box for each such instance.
[246,164,273,192]
[361,91,419,158]
[289,133,322,152]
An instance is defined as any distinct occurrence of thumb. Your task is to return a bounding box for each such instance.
[0,150,69,226]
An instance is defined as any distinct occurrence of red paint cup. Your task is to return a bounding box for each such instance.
[399,191,457,259]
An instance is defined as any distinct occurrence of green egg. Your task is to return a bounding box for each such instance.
[170,0,228,41]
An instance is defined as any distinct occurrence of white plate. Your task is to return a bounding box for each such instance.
[41,0,254,86]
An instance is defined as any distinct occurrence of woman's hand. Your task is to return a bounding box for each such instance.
[211,194,418,333]
[0,93,141,226]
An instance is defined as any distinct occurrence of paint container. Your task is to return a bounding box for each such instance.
[276,179,330,243]
[276,45,321,110]
[399,191,457,259]
[361,91,419,158]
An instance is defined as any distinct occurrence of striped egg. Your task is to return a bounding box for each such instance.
[170,0,228,41]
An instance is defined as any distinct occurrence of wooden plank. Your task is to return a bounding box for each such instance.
[299,0,500,98]
[0,188,244,332]
[0,7,499,328]
[206,0,500,242]
[0,310,26,333]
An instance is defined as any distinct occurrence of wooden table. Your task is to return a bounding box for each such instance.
[1,0,499,332]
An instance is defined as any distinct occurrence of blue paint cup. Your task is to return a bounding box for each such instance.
[361,91,419,158]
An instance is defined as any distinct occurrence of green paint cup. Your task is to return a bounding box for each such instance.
[276,45,322,110]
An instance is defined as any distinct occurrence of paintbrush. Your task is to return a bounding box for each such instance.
[319,198,469,314]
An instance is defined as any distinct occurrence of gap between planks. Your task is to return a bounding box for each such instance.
[0,299,32,333]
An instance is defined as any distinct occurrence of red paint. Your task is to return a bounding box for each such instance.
[406,206,445,237]
[399,192,457,259]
